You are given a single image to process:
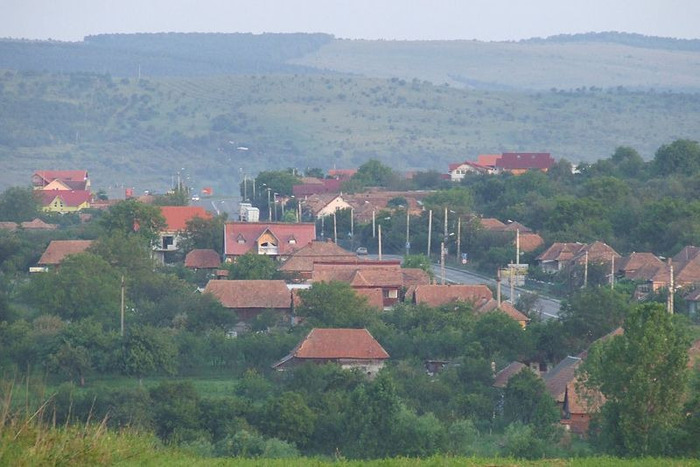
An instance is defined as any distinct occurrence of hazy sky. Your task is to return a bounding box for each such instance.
[2,0,699,42]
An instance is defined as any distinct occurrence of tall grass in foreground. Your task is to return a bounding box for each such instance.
[0,379,159,465]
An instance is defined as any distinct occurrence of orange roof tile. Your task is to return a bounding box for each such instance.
[285,328,389,360]
[224,222,316,257]
[354,288,385,309]
[493,362,529,388]
[517,233,544,252]
[184,249,221,269]
[414,284,492,308]
[38,240,93,265]
[39,190,92,207]
[536,242,584,262]
[478,218,507,231]
[159,206,212,232]
[203,279,291,309]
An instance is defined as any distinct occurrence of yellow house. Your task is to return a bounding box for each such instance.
[40,190,92,213]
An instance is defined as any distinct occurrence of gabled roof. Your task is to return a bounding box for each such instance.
[292,179,342,197]
[518,233,544,252]
[478,299,530,324]
[310,261,403,288]
[203,279,291,309]
[20,218,57,230]
[544,356,582,402]
[0,222,17,231]
[224,222,316,257]
[493,362,529,388]
[159,206,212,232]
[349,269,404,288]
[478,218,507,231]
[674,254,700,285]
[401,268,431,288]
[496,153,554,170]
[536,242,584,262]
[327,169,357,180]
[502,221,532,233]
[414,284,492,309]
[34,170,88,184]
[184,249,221,269]
[570,241,621,265]
[39,190,92,207]
[277,328,389,362]
[278,240,357,273]
[38,240,93,265]
[618,252,664,275]
[672,246,700,264]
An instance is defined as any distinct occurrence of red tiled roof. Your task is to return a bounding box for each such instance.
[478,218,507,231]
[493,361,529,388]
[497,153,554,170]
[477,154,501,167]
[502,221,532,233]
[39,190,92,207]
[479,299,530,324]
[517,233,544,252]
[203,279,291,309]
[310,261,403,287]
[159,206,212,232]
[286,328,389,360]
[536,242,584,262]
[278,241,357,274]
[38,240,93,265]
[20,218,58,230]
[354,288,385,309]
[327,169,357,180]
[401,268,431,288]
[292,179,342,197]
[414,284,492,308]
[224,222,316,257]
[618,252,664,275]
[0,222,17,231]
[34,170,88,184]
[184,249,221,269]
[673,246,700,264]
[570,241,621,265]
[544,356,582,402]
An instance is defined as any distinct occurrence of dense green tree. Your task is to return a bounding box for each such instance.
[0,186,39,222]
[401,254,434,280]
[653,139,700,176]
[473,311,530,361]
[225,252,281,280]
[99,199,166,246]
[559,287,630,352]
[296,281,378,328]
[502,368,560,435]
[182,214,227,254]
[149,381,202,442]
[120,325,177,382]
[263,391,316,447]
[581,303,690,456]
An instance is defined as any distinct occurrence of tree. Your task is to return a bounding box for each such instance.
[559,287,630,352]
[225,252,280,280]
[296,281,378,328]
[402,254,434,280]
[99,199,166,246]
[182,214,227,254]
[653,139,700,176]
[120,325,177,383]
[0,186,39,222]
[580,303,690,456]
[263,391,316,447]
[502,369,560,435]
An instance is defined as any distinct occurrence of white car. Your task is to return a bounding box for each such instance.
[356,247,368,255]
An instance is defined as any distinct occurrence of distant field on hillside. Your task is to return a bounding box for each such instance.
[293,37,700,92]
[1,70,700,194]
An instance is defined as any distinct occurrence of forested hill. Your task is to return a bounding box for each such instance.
[0,33,334,76]
[522,31,700,52]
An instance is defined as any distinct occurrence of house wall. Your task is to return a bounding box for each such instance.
[42,199,90,213]
[257,231,279,255]
[317,197,352,218]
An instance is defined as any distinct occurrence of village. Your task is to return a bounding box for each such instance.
[2,147,696,454]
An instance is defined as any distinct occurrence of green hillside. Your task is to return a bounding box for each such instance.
[1,69,699,194]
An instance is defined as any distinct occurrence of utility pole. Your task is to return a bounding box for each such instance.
[267,188,272,222]
[611,254,615,290]
[120,275,125,337]
[496,269,502,306]
[457,217,461,262]
[667,258,674,314]
[443,207,448,244]
[405,210,410,256]
[372,210,376,238]
[378,224,383,261]
[427,209,433,257]
[333,211,338,244]
[509,263,515,303]
[440,241,446,285]
[350,207,354,249]
[583,250,589,288]
[243,176,247,201]
[516,228,520,266]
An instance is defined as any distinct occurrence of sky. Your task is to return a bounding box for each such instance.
[1,0,699,42]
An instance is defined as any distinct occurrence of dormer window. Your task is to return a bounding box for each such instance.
[288,236,297,245]
[237,234,246,244]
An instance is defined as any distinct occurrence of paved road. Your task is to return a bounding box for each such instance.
[378,254,561,319]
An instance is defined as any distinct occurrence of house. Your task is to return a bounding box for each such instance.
[343,190,430,223]
[36,240,93,270]
[224,222,316,262]
[154,206,213,263]
[493,361,531,389]
[412,284,530,327]
[302,194,353,219]
[447,161,492,181]
[184,249,221,270]
[203,279,292,324]
[272,328,389,378]
[32,170,90,191]
[311,260,404,308]
[327,169,357,180]
[518,233,545,253]
[292,177,342,197]
[20,218,58,230]
[39,190,92,213]
[569,241,621,268]
[477,218,508,231]
[277,240,358,280]
[536,243,585,273]
[477,154,502,169]
[495,153,554,175]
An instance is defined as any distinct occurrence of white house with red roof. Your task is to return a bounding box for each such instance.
[273,328,389,377]
[155,206,213,263]
[223,222,316,262]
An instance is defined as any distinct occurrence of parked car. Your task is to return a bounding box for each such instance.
[356,247,368,255]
